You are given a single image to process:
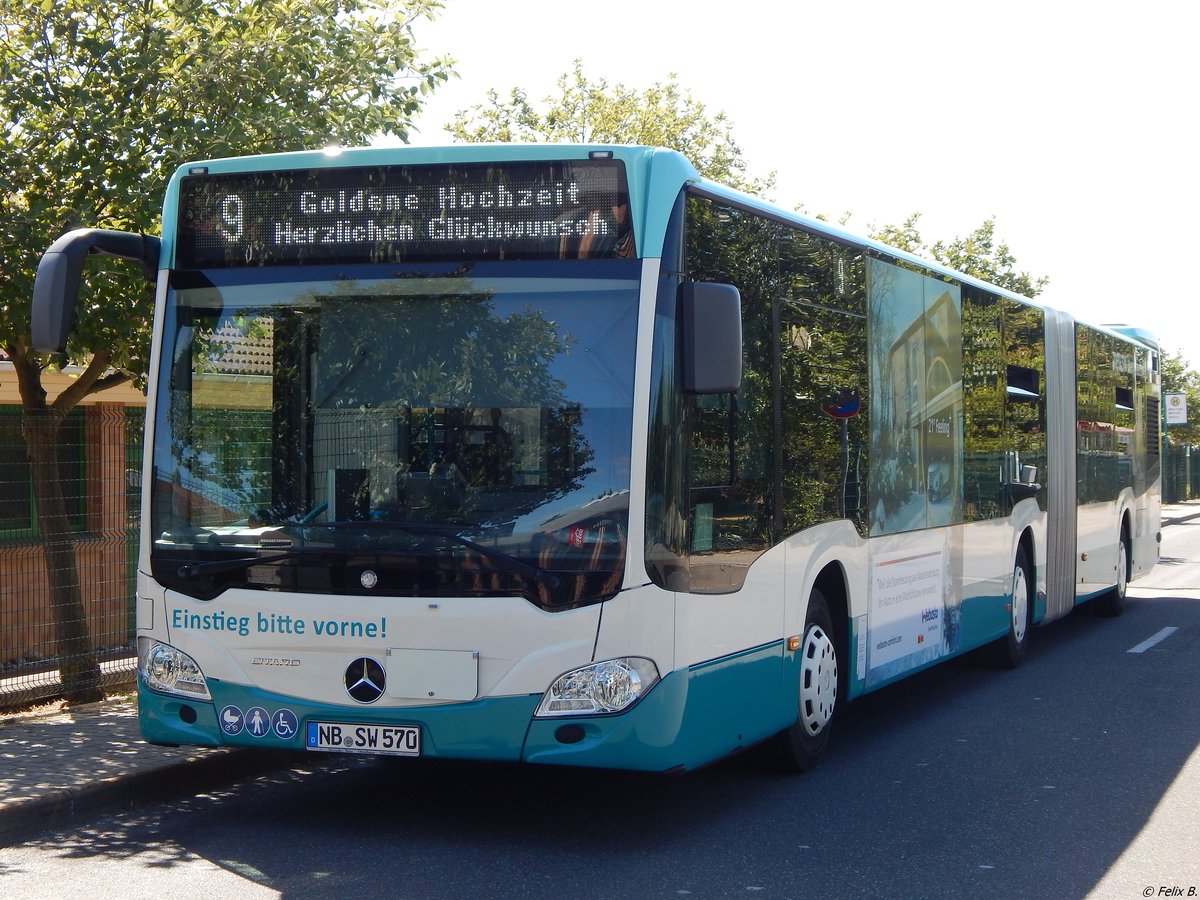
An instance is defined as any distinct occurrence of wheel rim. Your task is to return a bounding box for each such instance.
[1012,565,1029,643]
[799,624,837,736]
[1116,540,1128,599]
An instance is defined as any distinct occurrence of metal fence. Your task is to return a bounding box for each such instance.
[1163,439,1199,503]
[0,404,143,708]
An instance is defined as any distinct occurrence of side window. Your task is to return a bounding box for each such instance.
[960,291,1047,522]
[683,200,775,576]
[777,230,868,536]
[680,193,867,591]
[1143,349,1160,483]
[1113,344,1136,487]
[1001,298,1046,509]
[867,258,963,535]
[1075,325,1123,504]
[962,288,1004,521]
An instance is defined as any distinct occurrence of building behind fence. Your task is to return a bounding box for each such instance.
[1,365,145,709]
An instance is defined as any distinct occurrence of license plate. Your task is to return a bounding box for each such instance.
[306,721,421,756]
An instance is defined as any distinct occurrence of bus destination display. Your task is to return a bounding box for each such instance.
[177,158,633,267]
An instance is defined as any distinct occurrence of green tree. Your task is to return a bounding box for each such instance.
[872,214,1048,299]
[1161,351,1200,447]
[0,0,451,701]
[448,60,773,195]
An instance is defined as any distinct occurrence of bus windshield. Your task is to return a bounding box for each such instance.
[150,260,639,609]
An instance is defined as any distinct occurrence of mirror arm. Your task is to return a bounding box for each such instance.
[31,229,160,353]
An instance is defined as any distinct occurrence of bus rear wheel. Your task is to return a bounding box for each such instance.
[989,547,1032,669]
[1093,529,1129,617]
[771,588,840,772]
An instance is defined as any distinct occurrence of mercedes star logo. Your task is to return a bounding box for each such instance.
[344,657,386,703]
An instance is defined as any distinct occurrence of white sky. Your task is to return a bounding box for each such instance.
[407,0,1199,360]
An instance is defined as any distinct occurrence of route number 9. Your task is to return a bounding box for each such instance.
[219,194,244,241]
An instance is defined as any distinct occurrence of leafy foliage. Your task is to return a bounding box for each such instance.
[871,213,1048,299]
[1162,350,1200,446]
[448,60,773,196]
[1,0,452,376]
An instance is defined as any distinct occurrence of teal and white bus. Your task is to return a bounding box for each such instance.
[32,145,1161,771]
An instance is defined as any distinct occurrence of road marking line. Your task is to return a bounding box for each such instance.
[1127,627,1178,654]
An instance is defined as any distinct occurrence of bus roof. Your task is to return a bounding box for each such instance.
[163,143,1157,350]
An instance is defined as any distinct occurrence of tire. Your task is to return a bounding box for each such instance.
[770,588,841,772]
[1093,529,1129,618]
[989,547,1033,669]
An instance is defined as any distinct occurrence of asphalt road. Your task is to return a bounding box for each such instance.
[3,523,1198,899]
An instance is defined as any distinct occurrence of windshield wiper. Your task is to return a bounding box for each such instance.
[175,523,563,589]
[176,549,311,580]
[313,521,561,588]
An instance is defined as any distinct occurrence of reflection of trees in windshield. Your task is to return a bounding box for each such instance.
[162,314,275,527]
[305,293,596,530]
[319,295,570,409]
[166,288,604,536]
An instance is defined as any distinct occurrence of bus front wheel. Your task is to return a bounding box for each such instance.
[771,588,840,772]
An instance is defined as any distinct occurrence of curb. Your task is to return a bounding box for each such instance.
[0,747,308,847]
[1164,510,1200,526]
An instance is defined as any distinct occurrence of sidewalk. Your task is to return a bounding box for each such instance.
[1162,499,1200,526]
[0,693,303,846]
[3,499,1199,846]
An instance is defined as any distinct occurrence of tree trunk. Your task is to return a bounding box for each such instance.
[23,409,103,703]
[9,342,117,704]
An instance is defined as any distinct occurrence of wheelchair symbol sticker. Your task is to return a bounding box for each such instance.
[273,708,298,739]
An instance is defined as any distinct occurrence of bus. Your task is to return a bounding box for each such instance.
[31,145,1161,772]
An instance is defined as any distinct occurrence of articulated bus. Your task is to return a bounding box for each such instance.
[32,145,1161,771]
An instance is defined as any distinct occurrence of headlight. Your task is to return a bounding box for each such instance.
[138,637,211,700]
[535,657,659,717]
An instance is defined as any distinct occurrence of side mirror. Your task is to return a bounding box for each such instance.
[680,281,742,394]
[31,229,160,353]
